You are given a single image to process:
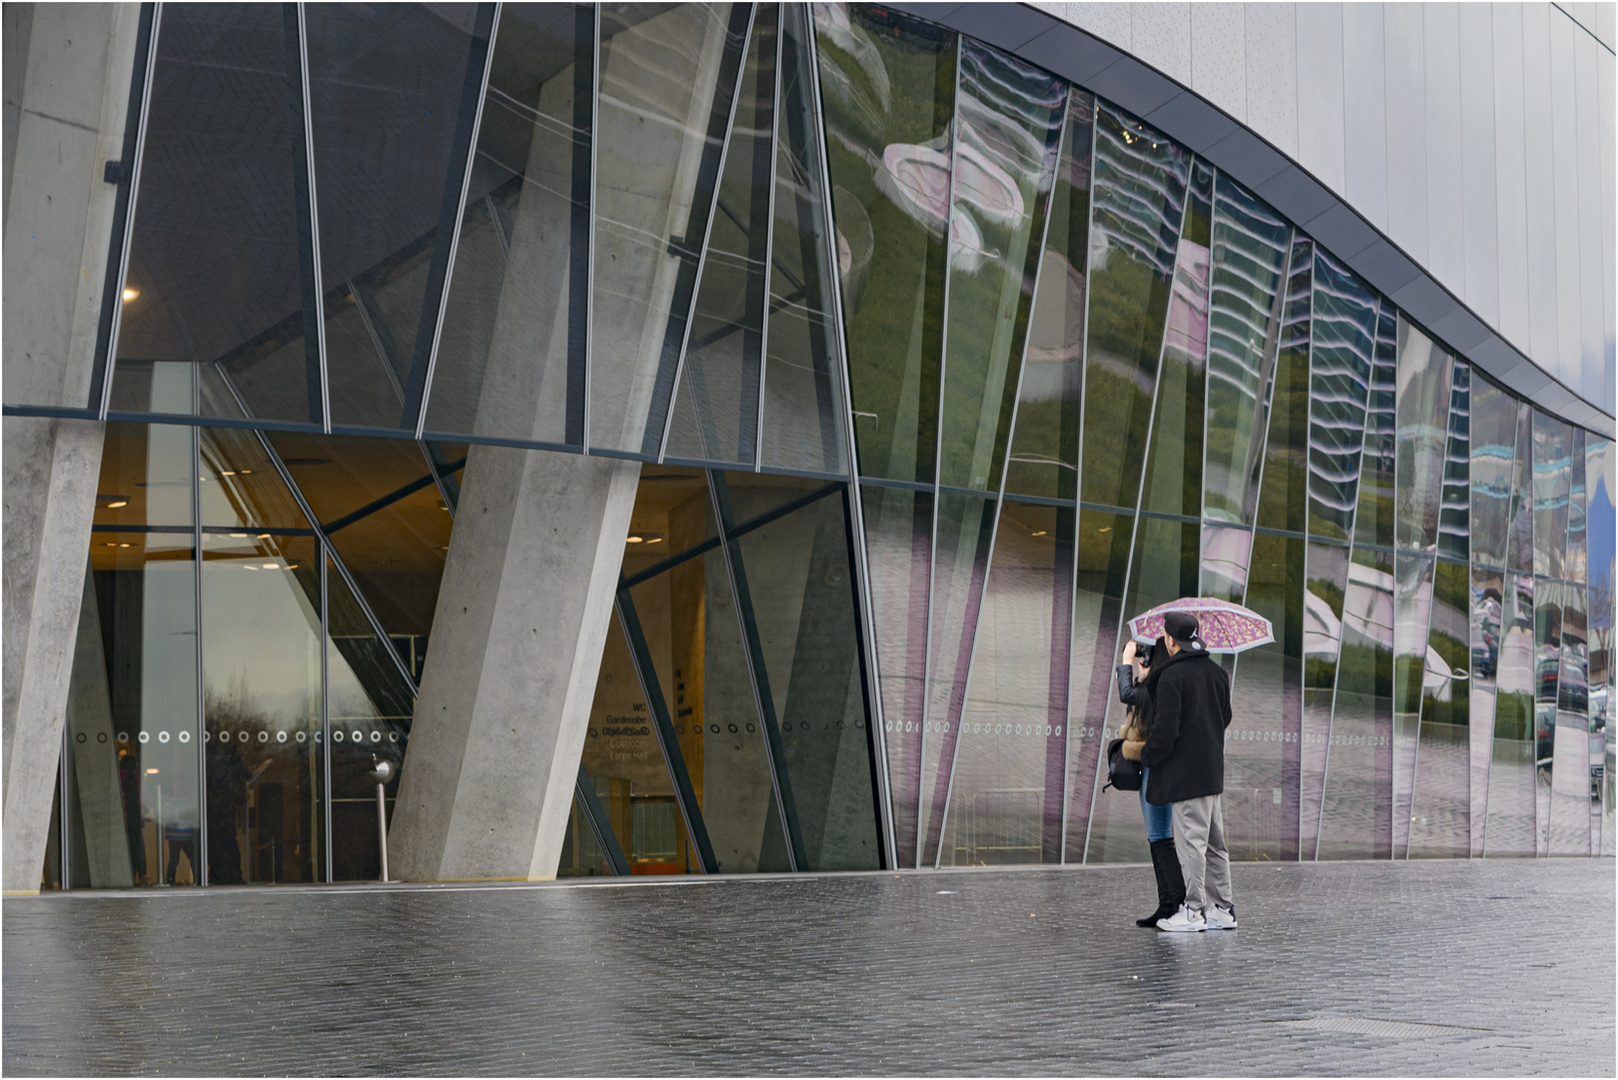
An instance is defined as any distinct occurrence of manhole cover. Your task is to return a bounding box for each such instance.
[1276,1017,1491,1039]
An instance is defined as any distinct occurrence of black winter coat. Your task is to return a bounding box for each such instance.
[1138,649,1232,804]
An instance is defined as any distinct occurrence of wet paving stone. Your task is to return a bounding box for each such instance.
[4,858,1613,1076]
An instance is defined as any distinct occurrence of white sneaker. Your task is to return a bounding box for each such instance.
[1156,904,1207,933]
[1204,904,1237,930]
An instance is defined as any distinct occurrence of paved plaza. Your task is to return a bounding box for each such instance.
[4,859,1613,1077]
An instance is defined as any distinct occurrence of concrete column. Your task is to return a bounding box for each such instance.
[2,4,140,894]
[389,5,733,880]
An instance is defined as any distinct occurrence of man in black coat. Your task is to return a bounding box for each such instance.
[1139,611,1235,932]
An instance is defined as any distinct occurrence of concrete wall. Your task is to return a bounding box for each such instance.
[2,3,139,893]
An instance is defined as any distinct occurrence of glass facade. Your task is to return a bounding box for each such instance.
[24,3,1614,888]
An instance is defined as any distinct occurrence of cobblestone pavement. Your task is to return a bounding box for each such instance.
[4,859,1612,1076]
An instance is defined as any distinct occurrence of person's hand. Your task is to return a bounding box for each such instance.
[1122,640,1137,664]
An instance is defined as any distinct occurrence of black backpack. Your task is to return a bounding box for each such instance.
[1103,738,1144,793]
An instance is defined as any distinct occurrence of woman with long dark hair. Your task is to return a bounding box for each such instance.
[1117,639,1184,927]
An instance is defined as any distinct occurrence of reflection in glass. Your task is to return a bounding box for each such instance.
[819,3,955,483]
[1352,302,1398,549]
[425,3,592,446]
[1394,318,1453,554]
[1469,378,1518,568]
[1485,573,1537,856]
[1304,251,1375,541]
[1253,238,1313,534]
[936,42,1064,492]
[304,3,485,430]
[760,2,848,474]
[1079,104,1189,511]
[666,8,779,466]
[1391,552,1437,856]
[1507,400,1535,574]
[1593,439,1616,855]
[860,483,931,865]
[109,5,311,423]
[938,502,1071,866]
[1005,89,1093,501]
[1532,411,1572,582]
[1533,579,1563,856]
[1408,559,1470,857]
[1199,524,1253,604]
[919,492,996,865]
[590,3,739,454]
[556,792,611,877]
[1202,177,1292,525]
[1317,547,1394,859]
[96,421,195,530]
[1469,566,1502,855]
[1437,365,1470,560]
[1063,509,1131,862]
[1301,541,1350,858]
[1566,428,1587,585]
[1139,162,1212,518]
[1550,585,1590,855]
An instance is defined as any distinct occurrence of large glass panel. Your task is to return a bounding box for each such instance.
[1139,162,1213,519]
[1304,252,1375,541]
[1301,540,1350,859]
[666,8,779,466]
[326,556,413,882]
[861,483,931,866]
[817,3,955,484]
[1394,318,1453,554]
[1004,89,1093,502]
[201,534,321,883]
[1351,302,1398,549]
[265,433,450,677]
[1079,104,1189,511]
[1566,428,1587,585]
[1317,546,1394,859]
[95,421,195,532]
[918,491,996,865]
[732,484,879,870]
[1506,401,1535,574]
[1533,579,1563,856]
[1550,585,1590,855]
[1531,411,1572,581]
[1485,572,1536,856]
[424,3,592,446]
[1408,559,1470,857]
[1469,378,1517,568]
[759,2,847,475]
[304,4,485,430]
[1201,176,1292,525]
[1437,364,1471,561]
[109,4,311,423]
[1588,438,1613,852]
[938,501,1072,866]
[1392,552,1435,855]
[1469,565,1503,856]
[935,41,1064,492]
[1225,532,1303,862]
[1199,524,1253,604]
[1253,237,1313,534]
[64,568,136,888]
[556,793,612,878]
[1063,508,1132,862]
[590,3,740,454]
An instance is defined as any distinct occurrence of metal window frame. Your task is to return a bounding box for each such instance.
[574,766,630,875]
[752,1,787,470]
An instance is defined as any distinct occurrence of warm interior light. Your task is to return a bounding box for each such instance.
[118,542,132,548]
[1031,530,1047,536]
[626,536,644,543]
[106,500,128,508]
[239,469,253,474]
[103,542,116,547]
[261,562,279,569]
[229,533,247,538]
[1097,527,1111,533]
[256,533,271,539]
[122,288,139,302]
[145,768,159,774]
[220,470,236,476]
[646,537,662,543]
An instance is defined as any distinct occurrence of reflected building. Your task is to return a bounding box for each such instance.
[6,1,1613,894]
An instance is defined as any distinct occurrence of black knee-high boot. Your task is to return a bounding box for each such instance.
[1136,838,1187,927]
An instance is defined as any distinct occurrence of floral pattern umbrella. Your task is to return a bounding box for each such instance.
[1127,597,1275,654]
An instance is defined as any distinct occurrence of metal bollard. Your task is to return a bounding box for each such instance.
[368,757,395,883]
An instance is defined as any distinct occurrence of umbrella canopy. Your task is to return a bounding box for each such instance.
[1128,598,1274,654]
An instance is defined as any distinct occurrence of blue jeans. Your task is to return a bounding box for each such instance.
[1140,767,1172,842]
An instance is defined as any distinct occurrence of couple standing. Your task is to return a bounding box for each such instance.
[1116,612,1235,933]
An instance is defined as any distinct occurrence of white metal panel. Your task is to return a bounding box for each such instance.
[1520,3,1559,372]
[1573,32,1606,404]
[1599,31,1616,407]
[1341,2,1387,231]
[1384,2,1427,265]
[1130,3,1190,86]
[1492,3,1531,355]
[1424,3,1466,296]
[1548,13,1582,390]
[1066,2,1131,50]
[1190,2,1246,124]
[1244,1,1297,159]
[1458,2,1499,329]
[1295,1,1345,196]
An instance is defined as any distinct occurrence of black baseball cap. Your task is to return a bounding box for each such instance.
[1164,611,1206,652]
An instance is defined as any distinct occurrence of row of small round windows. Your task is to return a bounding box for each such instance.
[79,729,401,746]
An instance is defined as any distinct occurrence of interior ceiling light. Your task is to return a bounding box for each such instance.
[122,287,139,302]
[106,500,127,508]
[626,535,644,543]
[256,533,270,539]
[229,533,247,538]
[261,562,279,569]
[220,470,236,476]
[145,768,159,775]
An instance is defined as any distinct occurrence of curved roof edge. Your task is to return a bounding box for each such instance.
[888,1,1615,439]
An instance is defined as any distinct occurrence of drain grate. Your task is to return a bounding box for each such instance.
[1276,1017,1491,1039]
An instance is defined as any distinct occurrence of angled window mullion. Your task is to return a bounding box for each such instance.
[647,2,759,460]
[403,3,501,437]
[707,469,808,871]
[320,555,333,882]
[289,3,329,431]
[614,587,718,873]
[930,103,1071,869]
[191,413,210,885]
[747,2,785,468]
[801,12,895,866]
[1072,94,1102,865]
[419,440,461,516]
[350,281,407,407]
[94,2,159,420]
[575,766,631,875]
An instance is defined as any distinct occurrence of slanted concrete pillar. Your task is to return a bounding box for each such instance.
[2,4,140,894]
[390,5,732,880]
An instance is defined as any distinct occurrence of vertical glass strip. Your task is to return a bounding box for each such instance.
[1409,558,1471,857]
[1394,317,1454,554]
[1202,176,1293,526]
[1005,89,1093,501]
[666,8,779,466]
[1507,401,1535,574]
[1437,364,1471,561]
[1079,104,1189,511]
[1469,378,1517,568]
[1532,411,1572,580]
[817,4,956,484]
[1469,565,1503,856]
[1486,572,1537,856]
[1392,552,1436,855]
[1586,437,1614,854]
[1064,508,1132,861]
[1352,301,1399,549]
[1533,578,1562,855]
[1305,250,1376,541]
[760,3,847,474]
[1567,428,1587,585]
[1301,540,1350,859]
[424,3,594,446]
[935,41,1065,492]
[1551,584,1590,855]
[1253,236,1313,534]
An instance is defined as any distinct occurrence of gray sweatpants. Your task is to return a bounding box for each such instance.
[1171,794,1233,914]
